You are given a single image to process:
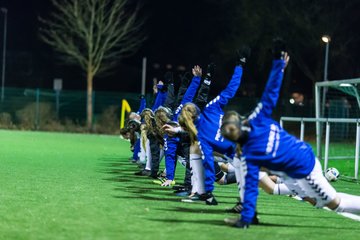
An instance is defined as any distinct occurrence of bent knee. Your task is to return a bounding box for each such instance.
[326,196,341,210]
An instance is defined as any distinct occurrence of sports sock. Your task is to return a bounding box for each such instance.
[272,183,292,195]
[232,157,245,201]
[189,159,197,193]
[190,153,205,194]
[139,137,147,164]
[336,192,360,214]
[144,139,152,170]
[145,152,152,171]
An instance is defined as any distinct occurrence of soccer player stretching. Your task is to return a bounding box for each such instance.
[164,47,250,204]
[220,39,360,228]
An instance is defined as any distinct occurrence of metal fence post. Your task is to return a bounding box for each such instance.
[315,83,322,161]
[324,121,330,172]
[355,121,360,179]
[35,88,40,129]
[55,90,60,119]
[300,119,305,141]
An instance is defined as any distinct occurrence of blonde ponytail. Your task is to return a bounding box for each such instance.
[143,114,154,134]
[155,110,170,136]
[179,104,198,144]
[140,124,148,151]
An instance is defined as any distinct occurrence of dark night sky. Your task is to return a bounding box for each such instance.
[0,0,223,93]
[0,0,359,99]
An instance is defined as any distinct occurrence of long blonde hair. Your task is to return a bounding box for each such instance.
[142,111,154,134]
[179,104,198,144]
[140,124,148,150]
[155,110,171,136]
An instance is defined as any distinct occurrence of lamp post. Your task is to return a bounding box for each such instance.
[1,7,7,102]
[321,35,331,113]
[322,35,331,82]
[317,35,331,162]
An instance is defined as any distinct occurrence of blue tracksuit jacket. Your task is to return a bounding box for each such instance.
[240,59,316,223]
[152,85,168,111]
[137,97,147,114]
[196,66,243,192]
[164,76,201,180]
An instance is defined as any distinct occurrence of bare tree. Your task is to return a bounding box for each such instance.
[40,0,145,129]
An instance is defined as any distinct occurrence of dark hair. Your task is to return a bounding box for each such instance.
[222,111,241,123]
[120,128,129,135]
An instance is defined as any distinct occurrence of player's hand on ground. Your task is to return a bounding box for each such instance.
[192,65,202,77]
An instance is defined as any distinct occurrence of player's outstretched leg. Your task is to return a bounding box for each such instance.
[294,159,360,215]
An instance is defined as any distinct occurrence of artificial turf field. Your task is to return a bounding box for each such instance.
[1,130,360,240]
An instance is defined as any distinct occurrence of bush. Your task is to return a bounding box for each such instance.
[41,120,65,132]
[15,102,56,129]
[0,112,14,129]
[63,118,87,133]
[94,106,120,134]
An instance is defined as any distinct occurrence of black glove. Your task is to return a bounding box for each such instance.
[139,94,145,100]
[206,63,216,78]
[158,83,168,93]
[236,46,251,67]
[203,63,215,85]
[272,38,287,60]
[234,220,250,229]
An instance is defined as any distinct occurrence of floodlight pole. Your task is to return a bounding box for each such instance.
[318,36,331,162]
[141,57,147,95]
[321,40,330,116]
[1,7,7,102]
[323,41,330,82]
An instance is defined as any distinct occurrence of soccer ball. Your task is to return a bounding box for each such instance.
[325,167,340,182]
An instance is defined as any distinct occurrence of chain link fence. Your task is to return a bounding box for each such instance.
[0,87,315,134]
[0,87,153,134]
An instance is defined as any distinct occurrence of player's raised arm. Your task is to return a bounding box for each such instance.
[208,46,250,109]
[193,63,214,111]
[151,81,168,111]
[181,65,202,104]
[253,39,289,118]
[173,65,202,119]
[137,94,147,114]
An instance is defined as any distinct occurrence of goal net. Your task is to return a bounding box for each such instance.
[315,78,360,179]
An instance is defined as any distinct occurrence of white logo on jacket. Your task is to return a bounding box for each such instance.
[215,114,224,142]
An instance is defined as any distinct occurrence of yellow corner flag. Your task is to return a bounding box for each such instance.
[120,99,131,129]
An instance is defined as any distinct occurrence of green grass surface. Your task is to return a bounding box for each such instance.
[1,130,360,240]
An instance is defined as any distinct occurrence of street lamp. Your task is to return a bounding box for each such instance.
[321,35,331,111]
[319,34,331,157]
[1,7,7,102]
[321,35,331,81]
[322,35,331,43]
